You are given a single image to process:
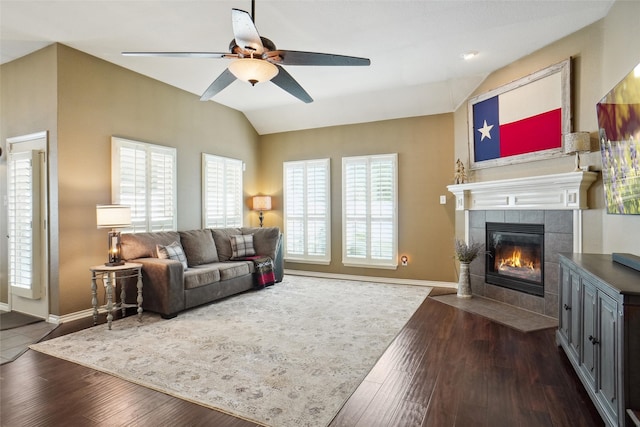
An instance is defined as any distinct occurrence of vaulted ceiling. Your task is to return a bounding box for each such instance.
[1,1,614,134]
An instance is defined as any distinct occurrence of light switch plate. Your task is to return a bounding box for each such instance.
[439,195,446,204]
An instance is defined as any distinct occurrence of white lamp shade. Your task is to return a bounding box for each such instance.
[563,132,591,154]
[96,205,131,229]
[253,196,272,211]
[228,58,278,85]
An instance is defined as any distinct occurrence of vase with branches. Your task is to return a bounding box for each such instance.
[454,239,484,298]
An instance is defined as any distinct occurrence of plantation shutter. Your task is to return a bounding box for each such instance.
[116,144,147,232]
[149,147,177,231]
[112,137,177,232]
[342,154,397,269]
[7,150,41,299]
[283,159,330,264]
[202,154,243,228]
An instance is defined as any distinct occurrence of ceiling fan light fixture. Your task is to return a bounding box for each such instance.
[228,58,278,86]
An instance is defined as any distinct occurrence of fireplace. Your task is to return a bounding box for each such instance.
[485,222,544,297]
[447,172,598,317]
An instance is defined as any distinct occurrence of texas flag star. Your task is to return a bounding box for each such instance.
[477,120,494,141]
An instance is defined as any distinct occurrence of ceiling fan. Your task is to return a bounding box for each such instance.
[122,1,370,103]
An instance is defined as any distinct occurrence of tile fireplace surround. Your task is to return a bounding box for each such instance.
[447,171,598,318]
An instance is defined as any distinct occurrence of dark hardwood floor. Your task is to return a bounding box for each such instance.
[1,297,603,427]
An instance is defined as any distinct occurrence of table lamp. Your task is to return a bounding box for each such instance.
[563,132,591,171]
[252,196,272,227]
[96,204,131,266]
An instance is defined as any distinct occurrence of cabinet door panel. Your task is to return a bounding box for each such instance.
[559,264,571,341]
[597,292,618,421]
[569,271,581,360]
[582,280,597,389]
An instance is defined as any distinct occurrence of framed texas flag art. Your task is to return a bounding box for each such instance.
[468,59,571,169]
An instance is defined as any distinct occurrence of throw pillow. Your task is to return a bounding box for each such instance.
[156,241,188,270]
[179,229,219,266]
[230,234,256,259]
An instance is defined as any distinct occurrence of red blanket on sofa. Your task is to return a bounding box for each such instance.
[243,256,275,289]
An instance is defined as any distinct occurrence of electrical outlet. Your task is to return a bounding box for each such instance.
[439,195,446,205]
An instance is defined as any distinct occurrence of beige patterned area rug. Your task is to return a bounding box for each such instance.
[30,276,430,427]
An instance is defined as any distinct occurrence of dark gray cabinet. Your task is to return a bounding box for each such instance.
[557,254,640,427]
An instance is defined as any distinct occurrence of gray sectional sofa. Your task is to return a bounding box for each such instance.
[121,227,283,318]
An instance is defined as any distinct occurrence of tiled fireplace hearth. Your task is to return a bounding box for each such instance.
[448,171,598,319]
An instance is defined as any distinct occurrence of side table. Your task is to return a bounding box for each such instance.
[90,263,143,330]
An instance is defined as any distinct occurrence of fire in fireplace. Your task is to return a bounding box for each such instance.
[485,222,544,296]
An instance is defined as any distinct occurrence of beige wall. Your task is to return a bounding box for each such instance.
[0,44,59,306]
[1,44,259,316]
[259,114,456,282]
[453,0,640,255]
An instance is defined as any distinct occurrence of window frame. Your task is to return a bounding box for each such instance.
[111,136,177,233]
[342,153,398,269]
[283,158,331,265]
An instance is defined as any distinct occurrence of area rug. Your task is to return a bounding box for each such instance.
[1,321,58,365]
[1,311,43,330]
[30,276,430,427]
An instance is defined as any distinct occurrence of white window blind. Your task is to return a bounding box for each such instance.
[7,150,42,299]
[202,154,243,228]
[112,137,177,232]
[283,159,330,264]
[342,153,397,269]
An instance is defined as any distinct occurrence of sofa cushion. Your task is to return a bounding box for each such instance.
[121,231,180,260]
[211,228,242,262]
[217,261,253,281]
[230,234,256,259]
[179,229,219,266]
[183,265,221,290]
[242,227,280,260]
[156,241,188,270]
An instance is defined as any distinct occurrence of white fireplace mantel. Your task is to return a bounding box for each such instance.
[446,171,598,211]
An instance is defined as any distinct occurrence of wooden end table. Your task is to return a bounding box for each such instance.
[90,263,143,330]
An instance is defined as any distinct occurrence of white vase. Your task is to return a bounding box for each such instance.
[457,261,472,298]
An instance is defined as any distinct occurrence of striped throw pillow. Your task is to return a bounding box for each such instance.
[230,234,256,259]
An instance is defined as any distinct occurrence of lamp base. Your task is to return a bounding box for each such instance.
[105,261,126,267]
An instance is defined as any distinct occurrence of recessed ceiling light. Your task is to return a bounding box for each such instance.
[461,51,479,60]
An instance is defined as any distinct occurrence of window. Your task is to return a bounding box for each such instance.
[283,159,330,264]
[202,153,243,228]
[112,137,177,232]
[342,153,397,269]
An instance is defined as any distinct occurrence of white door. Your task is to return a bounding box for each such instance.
[7,132,49,320]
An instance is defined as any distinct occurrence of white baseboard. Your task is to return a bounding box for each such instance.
[284,269,457,289]
[48,307,114,325]
[0,302,9,312]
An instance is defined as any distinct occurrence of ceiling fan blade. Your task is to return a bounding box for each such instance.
[232,8,264,54]
[271,65,313,103]
[200,68,237,101]
[266,50,370,66]
[122,52,235,59]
